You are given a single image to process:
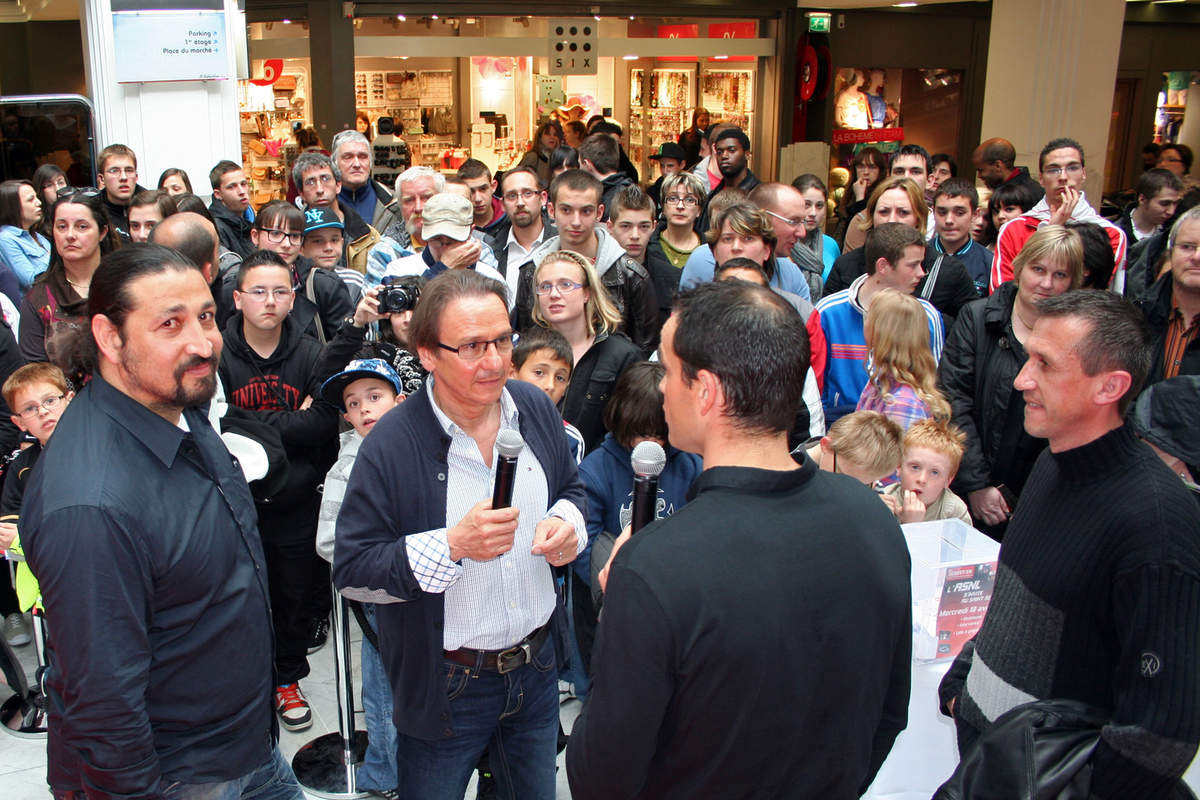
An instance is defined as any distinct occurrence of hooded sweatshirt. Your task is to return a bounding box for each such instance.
[514,225,658,354]
[218,312,339,510]
[990,192,1127,294]
[208,198,256,260]
[576,433,703,585]
[476,195,508,239]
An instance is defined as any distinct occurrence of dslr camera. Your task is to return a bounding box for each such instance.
[377,276,420,314]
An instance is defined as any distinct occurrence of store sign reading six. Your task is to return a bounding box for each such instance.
[548,18,597,76]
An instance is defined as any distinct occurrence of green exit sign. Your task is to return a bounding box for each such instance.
[807,13,831,33]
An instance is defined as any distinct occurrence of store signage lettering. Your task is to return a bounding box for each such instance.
[656,24,698,63]
[832,127,905,145]
[708,21,756,63]
[113,10,230,83]
[250,59,284,87]
[548,18,597,76]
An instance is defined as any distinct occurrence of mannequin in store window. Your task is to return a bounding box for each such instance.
[834,69,870,130]
[864,70,888,129]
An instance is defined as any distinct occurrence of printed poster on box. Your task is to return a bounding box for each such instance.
[113,11,230,84]
[934,561,997,659]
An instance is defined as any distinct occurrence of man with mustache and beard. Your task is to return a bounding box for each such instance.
[21,244,306,800]
[218,249,341,734]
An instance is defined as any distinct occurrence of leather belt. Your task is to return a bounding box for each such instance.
[443,623,550,674]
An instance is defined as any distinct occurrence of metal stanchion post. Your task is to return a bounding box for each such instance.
[291,585,368,798]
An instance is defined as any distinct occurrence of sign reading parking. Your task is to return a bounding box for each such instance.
[113,11,230,83]
[548,19,597,76]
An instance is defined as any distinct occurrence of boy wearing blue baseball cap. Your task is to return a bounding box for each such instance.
[315,358,405,799]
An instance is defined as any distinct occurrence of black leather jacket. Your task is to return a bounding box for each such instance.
[936,282,1046,497]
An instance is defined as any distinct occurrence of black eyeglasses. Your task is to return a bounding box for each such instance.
[56,187,101,199]
[437,334,515,362]
[503,189,540,202]
[257,228,303,246]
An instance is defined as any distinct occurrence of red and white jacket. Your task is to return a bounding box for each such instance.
[989,193,1127,294]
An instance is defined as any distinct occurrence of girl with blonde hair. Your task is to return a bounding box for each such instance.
[857,288,950,431]
[530,249,640,454]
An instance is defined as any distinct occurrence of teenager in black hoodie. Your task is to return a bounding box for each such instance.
[218,250,339,735]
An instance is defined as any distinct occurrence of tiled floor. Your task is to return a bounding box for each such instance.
[0,612,581,800]
[8,611,1200,800]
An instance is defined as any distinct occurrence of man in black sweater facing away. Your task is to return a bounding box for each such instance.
[567,280,912,799]
[940,290,1200,797]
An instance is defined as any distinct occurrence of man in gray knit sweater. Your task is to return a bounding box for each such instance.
[939,290,1200,797]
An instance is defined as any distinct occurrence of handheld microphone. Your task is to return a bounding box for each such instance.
[630,440,667,535]
[492,429,525,509]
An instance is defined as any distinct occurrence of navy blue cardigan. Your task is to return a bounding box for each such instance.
[332,378,585,740]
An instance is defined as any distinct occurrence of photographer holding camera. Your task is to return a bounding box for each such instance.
[382,193,514,311]
[314,274,428,395]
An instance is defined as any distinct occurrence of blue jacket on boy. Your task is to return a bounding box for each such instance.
[577,433,702,585]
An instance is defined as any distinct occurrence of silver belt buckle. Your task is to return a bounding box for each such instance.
[496,640,532,674]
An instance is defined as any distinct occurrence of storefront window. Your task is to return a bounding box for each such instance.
[242,20,314,206]
[831,66,962,175]
[242,14,771,202]
[1155,71,1196,143]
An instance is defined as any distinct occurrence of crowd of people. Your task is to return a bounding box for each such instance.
[0,110,1198,800]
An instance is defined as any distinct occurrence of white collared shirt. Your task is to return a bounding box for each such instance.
[505,223,547,299]
[404,377,585,650]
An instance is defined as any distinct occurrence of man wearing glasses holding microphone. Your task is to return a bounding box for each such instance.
[335,269,585,800]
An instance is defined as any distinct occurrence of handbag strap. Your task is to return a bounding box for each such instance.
[305,267,326,346]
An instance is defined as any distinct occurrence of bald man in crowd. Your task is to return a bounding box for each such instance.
[150,211,227,314]
[973,138,1041,195]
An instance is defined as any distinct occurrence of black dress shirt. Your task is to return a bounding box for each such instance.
[23,374,276,797]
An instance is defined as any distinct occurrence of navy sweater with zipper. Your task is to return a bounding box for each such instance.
[331,379,586,740]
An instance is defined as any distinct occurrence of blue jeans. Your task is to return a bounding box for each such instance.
[396,631,559,800]
[357,603,399,791]
[559,576,590,700]
[161,746,303,800]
